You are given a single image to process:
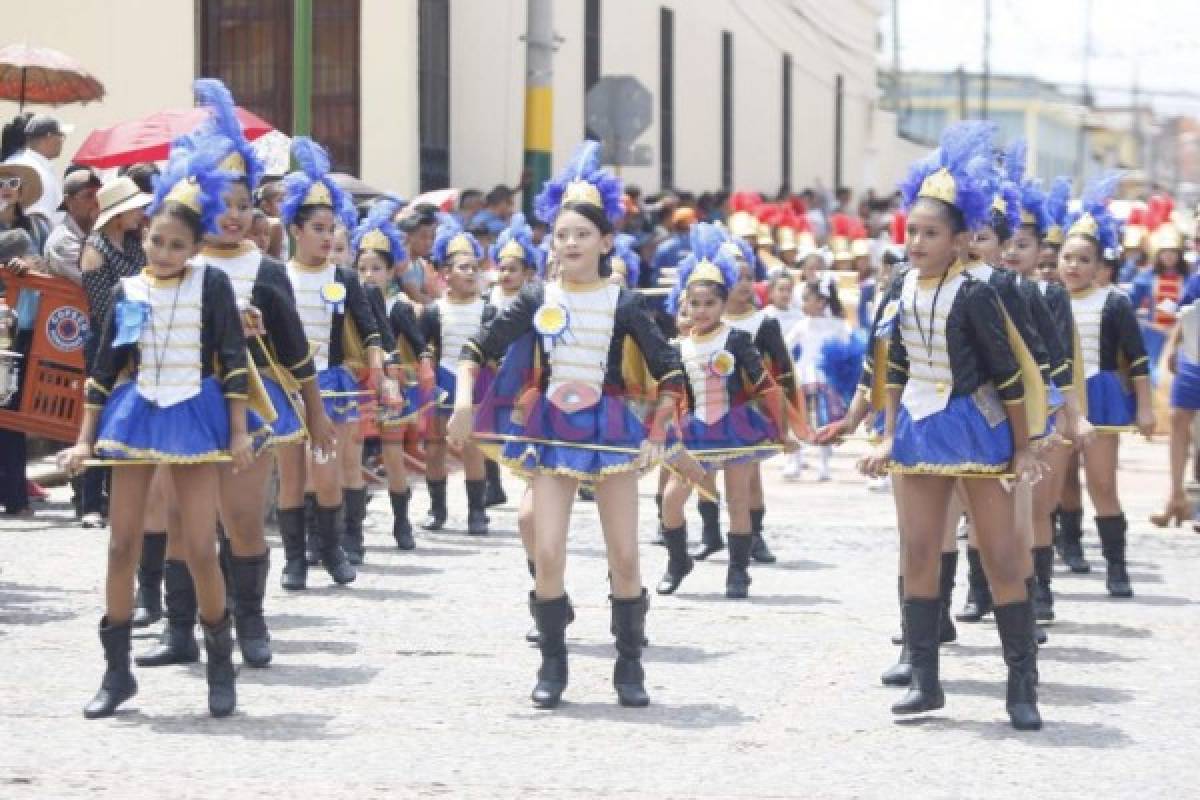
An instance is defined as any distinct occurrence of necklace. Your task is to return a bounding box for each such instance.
[148,269,185,392]
[913,270,949,395]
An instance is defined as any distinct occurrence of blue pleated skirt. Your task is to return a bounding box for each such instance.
[497,394,646,482]
[681,405,780,469]
[435,365,494,417]
[95,377,271,463]
[1170,357,1200,411]
[263,376,305,445]
[892,395,1013,476]
[1085,370,1136,431]
[318,365,362,423]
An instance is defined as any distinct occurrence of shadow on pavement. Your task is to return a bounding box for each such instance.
[941,678,1135,706]
[682,592,840,607]
[895,715,1132,747]
[1048,620,1152,639]
[947,643,1141,664]
[512,701,754,729]
[116,710,344,740]
[303,586,431,601]
[235,663,380,689]
[0,580,83,626]
[568,640,734,665]
[1054,591,1193,606]
[270,638,359,656]
[353,562,443,578]
[267,613,340,631]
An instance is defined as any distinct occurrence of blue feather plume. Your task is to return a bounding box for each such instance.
[489,212,545,273]
[533,140,625,226]
[432,212,483,265]
[819,332,867,406]
[1066,172,1121,254]
[666,223,740,314]
[280,136,356,229]
[611,233,640,288]
[898,121,999,232]
[193,78,266,191]
[1044,176,1072,234]
[148,134,235,237]
[351,198,407,264]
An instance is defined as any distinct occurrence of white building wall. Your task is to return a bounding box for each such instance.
[361,0,419,194]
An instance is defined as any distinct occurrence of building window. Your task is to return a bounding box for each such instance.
[659,7,674,189]
[584,0,601,136]
[721,31,733,191]
[418,0,451,190]
[199,0,361,175]
[781,53,792,193]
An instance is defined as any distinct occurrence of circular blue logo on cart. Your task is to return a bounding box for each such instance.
[46,306,89,352]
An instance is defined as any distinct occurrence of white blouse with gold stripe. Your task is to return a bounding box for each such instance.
[544,280,620,410]
[680,324,733,424]
[1070,285,1112,380]
[437,297,486,374]
[898,266,967,421]
[122,265,206,408]
[287,261,338,372]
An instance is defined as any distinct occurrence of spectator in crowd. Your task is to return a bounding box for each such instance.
[0,160,48,254]
[4,113,71,224]
[120,162,159,195]
[249,208,272,252]
[469,184,516,236]
[0,228,39,516]
[650,207,697,287]
[396,203,440,307]
[43,168,102,285]
[456,188,483,225]
[255,179,287,259]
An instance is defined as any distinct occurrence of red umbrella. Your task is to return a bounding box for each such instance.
[73,107,275,169]
[0,44,105,109]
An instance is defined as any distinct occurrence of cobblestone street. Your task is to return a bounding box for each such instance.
[1,436,1197,798]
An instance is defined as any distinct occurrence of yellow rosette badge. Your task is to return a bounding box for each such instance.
[709,349,736,378]
[534,303,570,352]
[321,282,347,314]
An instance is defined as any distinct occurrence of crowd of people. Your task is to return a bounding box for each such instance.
[1,77,1197,732]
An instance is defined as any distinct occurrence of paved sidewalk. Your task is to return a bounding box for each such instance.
[1,435,1197,798]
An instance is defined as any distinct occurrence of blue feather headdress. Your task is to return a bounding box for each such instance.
[1065,172,1121,254]
[898,121,999,232]
[1043,176,1072,245]
[534,140,625,226]
[610,233,640,288]
[490,212,545,273]
[1000,138,1051,235]
[193,78,266,192]
[666,223,740,314]
[352,198,407,264]
[432,212,483,266]
[280,137,356,229]
[148,134,236,237]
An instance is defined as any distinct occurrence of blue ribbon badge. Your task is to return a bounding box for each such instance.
[321,282,347,314]
[112,300,152,347]
[533,303,570,354]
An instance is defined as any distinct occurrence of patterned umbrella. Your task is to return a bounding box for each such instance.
[0,44,105,109]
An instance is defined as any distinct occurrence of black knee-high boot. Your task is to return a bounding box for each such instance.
[693,498,724,560]
[939,551,958,643]
[137,559,200,666]
[230,550,272,667]
[132,531,166,628]
[749,508,777,563]
[1032,545,1056,620]
[278,507,308,590]
[530,593,572,708]
[465,479,489,535]
[891,597,945,714]
[956,546,993,622]
[525,560,539,644]
[422,478,448,530]
[201,611,237,718]
[84,617,138,719]
[317,504,356,585]
[1057,508,1090,573]
[217,525,236,612]
[1096,514,1133,598]
[882,577,913,686]
[656,524,694,595]
[341,487,368,565]
[726,532,753,598]
[390,489,415,550]
[483,459,507,507]
[994,595,1042,730]
[304,492,320,566]
[611,590,650,707]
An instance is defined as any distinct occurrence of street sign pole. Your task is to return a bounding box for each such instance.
[523,0,554,217]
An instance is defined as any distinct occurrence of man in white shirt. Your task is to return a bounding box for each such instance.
[8,114,73,224]
[43,168,101,285]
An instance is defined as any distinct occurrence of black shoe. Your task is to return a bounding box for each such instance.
[136,559,200,667]
[656,525,694,595]
[956,546,993,622]
[84,617,138,719]
[692,499,724,560]
[938,551,958,643]
[277,507,308,591]
[131,531,166,628]
[1096,514,1133,598]
[749,509,776,563]
[230,551,272,668]
[1032,545,1056,621]
[577,485,595,502]
[891,597,945,715]
[994,598,1042,731]
[341,487,368,566]
[531,593,572,708]
[317,504,356,585]
[422,479,448,530]
[725,533,752,599]
[483,459,507,507]
[611,590,650,707]
[303,493,321,566]
[1057,508,1090,573]
[201,611,237,718]
[390,489,415,550]
[466,479,489,536]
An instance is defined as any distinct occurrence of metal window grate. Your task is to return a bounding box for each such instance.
[418,0,450,190]
[660,7,675,190]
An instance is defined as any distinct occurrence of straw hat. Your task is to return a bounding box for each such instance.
[0,160,43,209]
[94,176,151,230]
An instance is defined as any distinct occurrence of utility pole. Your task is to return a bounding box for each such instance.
[1074,0,1093,184]
[982,0,991,120]
[523,0,555,217]
[292,0,313,138]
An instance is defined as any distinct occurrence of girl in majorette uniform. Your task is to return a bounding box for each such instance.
[785,280,856,482]
[450,141,691,708]
[1059,175,1155,597]
[764,270,805,346]
[716,237,800,565]
[62,138,269,718]
[137,80,335,672]
[656,223,790,598]
[419,215,496,535]
[858,121,1045,730]
[353,199,433,554]
[1154,292,1200,531]
[277,137,384,591]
